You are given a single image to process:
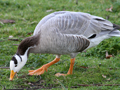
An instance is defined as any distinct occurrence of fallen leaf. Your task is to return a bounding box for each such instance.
[16,73,18,79]
[46,9,53,12]
[107,78,110,81]
[27,32,33,35]
[9,35,13,38]
[28,82,33,85]
[79,66,88,68]
[102,74,106,78]
[106,51,112,59]
[106,6,113,12]
[0,19,15,24]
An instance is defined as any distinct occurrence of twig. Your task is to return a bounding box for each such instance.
[0,19,15,24]
[8,38,19,41]
[79,66,88,68]
[78,66,119,70]
[0,67,10,69]
[77,84,120,87]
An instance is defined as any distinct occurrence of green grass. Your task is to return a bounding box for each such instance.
[0,0,120,89]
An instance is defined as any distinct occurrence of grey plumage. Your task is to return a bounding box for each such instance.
[30,11,120,58]
[34,11,113,37]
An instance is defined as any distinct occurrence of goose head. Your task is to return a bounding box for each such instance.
[9,35,39,81]
[9,48,29,81]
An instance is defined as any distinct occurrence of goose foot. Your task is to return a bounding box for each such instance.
[28,65,47,75]
[28,57,60,75]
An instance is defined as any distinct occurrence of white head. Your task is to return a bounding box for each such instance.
[9,34,39,81]
[9,48,29,81]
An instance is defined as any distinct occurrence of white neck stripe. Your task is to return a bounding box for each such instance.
[16,54,22,61]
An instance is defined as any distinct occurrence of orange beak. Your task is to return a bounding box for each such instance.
[9,70,16,81]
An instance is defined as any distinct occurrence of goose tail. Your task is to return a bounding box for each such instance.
[109,24,120,37]
[113,24,120,29]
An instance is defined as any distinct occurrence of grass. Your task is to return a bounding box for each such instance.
[0,0,120,89]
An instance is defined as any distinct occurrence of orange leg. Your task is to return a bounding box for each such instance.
[28,57,60,75]
[55,58,75,76]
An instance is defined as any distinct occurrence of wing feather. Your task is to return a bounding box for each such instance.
[60,34,90,53]
[34,11,113,38]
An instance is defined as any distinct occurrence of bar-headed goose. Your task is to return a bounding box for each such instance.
[9,11,120,80]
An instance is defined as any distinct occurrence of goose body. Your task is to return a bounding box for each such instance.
[10,11,120,80]
[30,11,115,55]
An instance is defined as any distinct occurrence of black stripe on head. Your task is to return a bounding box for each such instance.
[16,53,22,61]
[11,56,18,67]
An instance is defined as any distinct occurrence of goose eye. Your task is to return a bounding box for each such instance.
[15,64,17,67]
[88,34,96,39]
